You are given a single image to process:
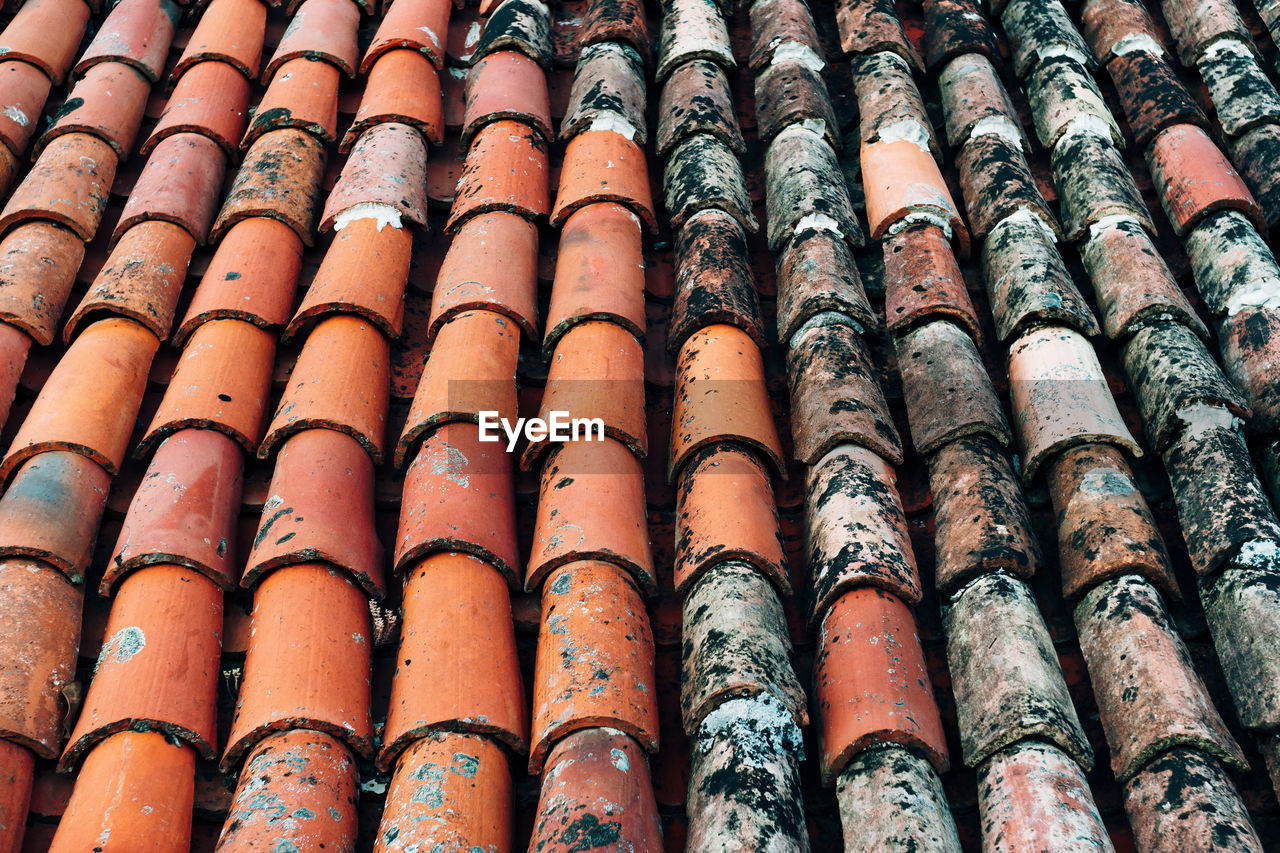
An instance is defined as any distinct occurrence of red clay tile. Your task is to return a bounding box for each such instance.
[938,54,1026,151]
[0,223,83,347]
[862,138,968,255]
[530,727,662,850]
[0,60,51,156]
[1148,123,1264,237]
[398,310,520,465]
[1077,575,1244,781]
[1007,326,1142,481]
[260,315,390,462]
[377,732,512,852]
[551,129,655,232]
[263,0,360,80]
[854,52,937,157]
[36,62,150,161]
[1184,210,1278,318]
[663,133,758,234]
[0,0,91,84]
[287,217,412,342]
[361,0,451,72]
[674,444,787,596]
[0,451,110,584]
[896,320,1010,454]
[115,133,228,246]
[429,211,539,342]
[882,222,979,343]
[2,317,158,481]
[923,0,998,70]
[581,0,649,63]
[0,558,82,758]
[442,65,468,130]
[343,49,444,151]
[1163,0,1253,66]
[778,229,877,343]
[217,730,358,852]
[1123,320,1250,450]
[1204,45,1280,136]
[805,442,919,623]
[472,0,552,69]
[754,60,842,152]
[145,60,251,157]
[1080,0,1160,62]
[172,0,266,80]
[984,213,1098,339]
[1123,748,1263,853]
[977,740,1111,853]
[381,551,527,766]
[395,421,519,584]
[447,119,549,232]
[0,740,33,852]
[945,572,1093,768]
[544,201,646,356]
[0,132,116,241]
[561,43,646,144]
[244,428,383,597]
[140,319,275,455]
[527,438,654,594]
[325,124,431,231]
[1052,130,1155,241]
[926,435,1040,594]
[107,429,243,592]
[748,0,821,69]
[815,586,948,784]
[766,125,864,252]
[523,320,646,466]
[1107,50,1209,151]
[49,732,194,853]
[837,745,962,851]
[681,560,806,733]
[835,0,923,70]
[1079,213,1208,341]
[176,217,303,344]
[787,318,902,465]
[0,320,26,427]
[658,58,743,158]
[65,220,195,342]
[1220,306,1280,433]
[222,563,373,770]
[74,0,177,82]
[462,50,551,149]
[656,0,734,83]
[211,128,327,246]
[243,58,340,148]
[1201,555,1280,729]
[530,561,658,771]
[61,565,221,769]
[671,324,783,480]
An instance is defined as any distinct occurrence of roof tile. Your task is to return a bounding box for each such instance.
[37,62,151,162]
[0,132,116,241]
[1052,128,1154,241]
[107,428,243,591]
[381,552,527,766]
[243,428,384,597]
[1220,306,1280,433]
[175,217,303,345]
[663,132,757,233]
[0,0,91,84]
[245,57,340,148]
[926,434,1041,595]
[363,0,449,72]
[553,129,654,233]
[0,60,52,156]
[74,0,178,83]
[211,128,326,245]
[260,315,390,461]
[447,118,548,231]
[527,438,654,594]
[939,54,1028,151]
[0,450,108,585]
[748,0,822,71]
[1000,0,1097,78]
[222,563,373,770]
[1229,123,1280,229]
[837,745,962,852]
[754,60,842,152]
[960,132,1062,246]
[1199,556,1280,730]
[669,208,764,353]
[471,0,551,69]
[61,565,222,769]
[172,0,266,81]
[786,318,901,465]
[378,732,512,852]
[146,60,252,158]
[657,58,742,158]
[1080,0,1161,63]
[766,125,864,252]
[1123,748,1264,852]
[835,0,924,71]
[656,0,734,84]
[0,557,82,757]
[1107,49,1209,150]
[321,121,431,230]
[263,0,360,80]
[815,586,949,783]
[946,572,1093,767]
[854,52,938,157]
[982,214,1096,341]
[0,223,84,347]
[1162,0,1255,66]
[462,49,551,148]
[779,228,876,342]
[115,133,228,245]
[530,561,658,772]
[580,0,649,63]
[882,221,979,343]
[862,137,968,255]
[561,43,646,145]
[923,0,998,70]
[1029,55,1124,151]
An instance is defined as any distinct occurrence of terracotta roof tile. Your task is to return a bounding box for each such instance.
[0,451,109,582]
[462,49,551,148]
[662,132,757,233]
[552,128,654,231]
[363,0,450,73]
[75,0,178,83]
[837,745,962,851]
[766,124,864,252]
[669,208,763,352]
[753,60,841,153]
[1198,554,1280,730]
[173,0,266,80]
[263,0,360,80]
[862,137,968,254]
[0,132,116,240]
[748,0,820,71]
[0,0,91,84]
[976,740,1112,851]
[656,0,733,84]
[580,0,649,64]
[1123,747,1264,851]
[447,118,548,230]
[835,0,923,71]
[778,228,876,342]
